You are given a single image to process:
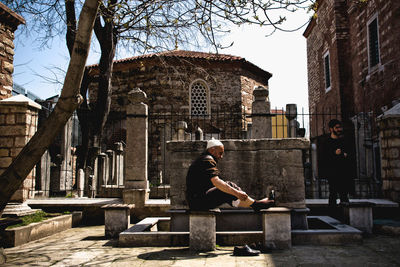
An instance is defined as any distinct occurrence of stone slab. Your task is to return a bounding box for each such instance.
[0,214,75,247]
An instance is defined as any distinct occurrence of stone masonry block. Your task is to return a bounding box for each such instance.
[390,160,400,169]
[14,136,28,147]
[0,157,12,168]
[0,106,9,113]
[10,148,22,157]
[5,114,15,124]
[388,138,400,148]
[394,169,400,178]
[388,148,399,159]
[392,180,400,191]
[0,137,13,147]
[3,37,14,49]
[0,86,12,97]
[262,207,291,249]
[3,61,13,74]
[0,125,27,136]
[0,114,5,124]
[5,46,14,56]
[381,159,388,168]
[15,113,27,124]
[9,106,30,113]
[28,125,36,137]
[4,73,12,85]
[0,148,9,157]
[189,211,217,251]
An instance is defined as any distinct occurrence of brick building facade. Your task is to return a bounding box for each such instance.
[0,2,24,100]
[87,50,272,184]
[304,0,400,198]
[304,0,400,136]
[87,50,272,143]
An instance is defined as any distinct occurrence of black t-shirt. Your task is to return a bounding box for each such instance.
[186,152,220,202]
[323,136,349,179]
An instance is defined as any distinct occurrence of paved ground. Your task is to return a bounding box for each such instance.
[3,225,400,267]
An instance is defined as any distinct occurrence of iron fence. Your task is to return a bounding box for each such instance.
[30,103,383,200]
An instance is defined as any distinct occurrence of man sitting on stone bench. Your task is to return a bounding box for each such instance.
[186,138,274,255]
[186,138,274,213]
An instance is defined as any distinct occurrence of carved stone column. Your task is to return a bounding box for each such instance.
[251,86,272,138]
[285,104,298,138]
[123,88,149,206]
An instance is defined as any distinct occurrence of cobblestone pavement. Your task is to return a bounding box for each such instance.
[3,225,400,267]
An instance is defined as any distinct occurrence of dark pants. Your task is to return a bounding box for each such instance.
[328,179,349,207]
[188,181,241,210]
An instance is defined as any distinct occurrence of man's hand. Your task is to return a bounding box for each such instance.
[335,148,342,155]
[211,176,248,201]
[236,190,248,201]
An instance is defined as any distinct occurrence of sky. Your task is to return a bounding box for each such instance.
[12,6,311,112]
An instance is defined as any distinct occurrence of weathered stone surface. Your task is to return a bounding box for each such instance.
[262,207,291,249]
[305,0,400,136]
[1,215,73,247]
[0,156,12,167]
[3,61,13,74]
[189,212,216,251]
[166,139,309,209]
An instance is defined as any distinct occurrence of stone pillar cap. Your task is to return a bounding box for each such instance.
[0,94,42,110]
[253,86,269,99]
[340,201,375,207]
[127,88,147,103]
[187,208,221,215]
[261,207,291,213]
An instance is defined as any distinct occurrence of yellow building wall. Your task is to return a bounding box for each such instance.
[271,114,288,138]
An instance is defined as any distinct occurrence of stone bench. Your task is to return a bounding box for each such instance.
[101,204,135,238]
[262,207,292,249]
[188,209,221,251]
[170,207,305,231]
[128,217,169,232]
[341,202,375,234]
[171,207,292,250]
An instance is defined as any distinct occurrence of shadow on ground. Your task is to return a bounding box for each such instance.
[137,248,232,260]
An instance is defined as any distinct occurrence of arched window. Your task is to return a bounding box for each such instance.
[190,79,210,116]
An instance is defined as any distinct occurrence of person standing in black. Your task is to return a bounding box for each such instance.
[323,119,352,207]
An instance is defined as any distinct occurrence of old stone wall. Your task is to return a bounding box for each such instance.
[0,3,24,100]
[166,139,309,210]
[88,55,269,183]
[347,0,400,115]
[304,0,344,136]
[378,113,400,203]
[89,57,267,116]
[305,0,400,136]
[0,23,14,100]
[0,98,40,202]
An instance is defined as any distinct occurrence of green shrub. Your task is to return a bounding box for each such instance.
[7,211,55,229]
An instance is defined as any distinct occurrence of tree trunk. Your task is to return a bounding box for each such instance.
[77,1,117,170]
[0,0,100,215]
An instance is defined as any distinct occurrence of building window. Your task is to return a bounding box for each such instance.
[323,51,331,92]
[368,15,380,69]
[190,79,209,116]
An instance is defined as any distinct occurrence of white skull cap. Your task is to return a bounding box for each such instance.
[206,138,224,149]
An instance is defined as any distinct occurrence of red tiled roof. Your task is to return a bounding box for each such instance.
[87,50,272,79]
[117,50,244,63]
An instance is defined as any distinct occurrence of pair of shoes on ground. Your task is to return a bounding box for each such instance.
[233,244,260,256]
[233,242,272,256]
[248,242,272,253]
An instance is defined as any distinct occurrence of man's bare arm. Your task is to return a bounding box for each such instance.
[210,176,248,201]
